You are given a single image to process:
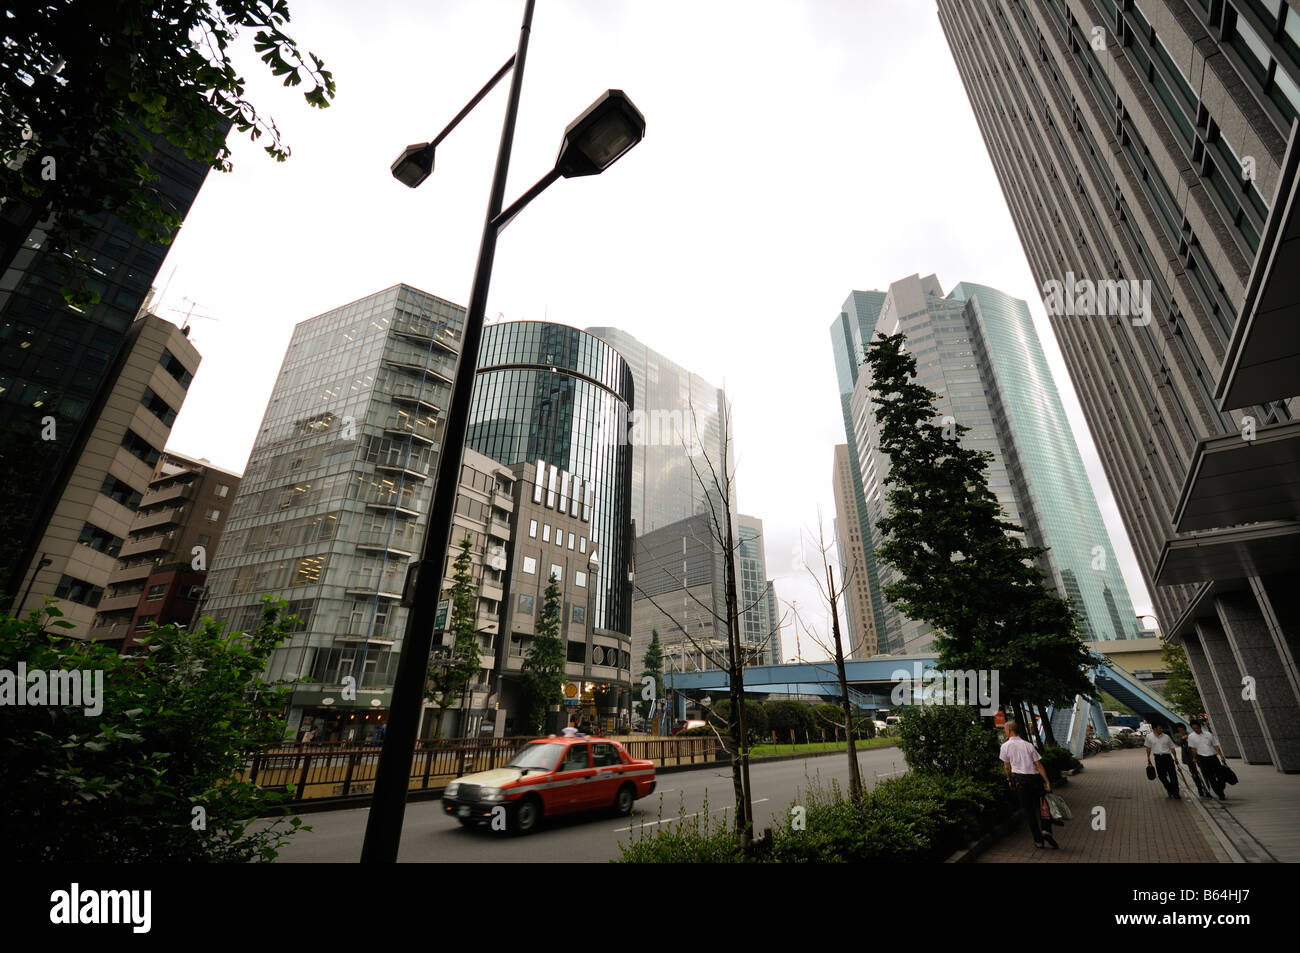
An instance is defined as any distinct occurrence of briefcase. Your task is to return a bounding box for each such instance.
[1146,764,1156,781]
[1221,765,1239,785]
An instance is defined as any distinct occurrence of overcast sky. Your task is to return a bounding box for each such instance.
[154,0,1157,658]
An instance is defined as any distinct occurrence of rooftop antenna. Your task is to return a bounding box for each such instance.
[168,296,221,336]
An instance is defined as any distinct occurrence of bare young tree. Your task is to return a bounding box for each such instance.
[631,398,774,850]
[788,515,864,800]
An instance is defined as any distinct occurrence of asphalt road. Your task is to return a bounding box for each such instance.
[267,745,909,863]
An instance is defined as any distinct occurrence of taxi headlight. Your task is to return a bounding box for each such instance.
[444,782,460,798]
[480,787,503,802]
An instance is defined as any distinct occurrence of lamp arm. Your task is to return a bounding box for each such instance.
[490,167,562,233]
[430,54,517,149]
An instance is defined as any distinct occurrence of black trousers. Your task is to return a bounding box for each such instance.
[1011,774,1048,843]
[1153,753,1178,795]
[1182,755,1207,795]
[1197,754,1226,797]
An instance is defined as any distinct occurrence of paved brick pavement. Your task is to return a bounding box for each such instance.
[977,747,1227,863]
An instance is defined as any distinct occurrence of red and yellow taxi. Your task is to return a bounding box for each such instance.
[442,736,656,834]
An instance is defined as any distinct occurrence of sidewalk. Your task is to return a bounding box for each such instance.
[978,747,1227,863]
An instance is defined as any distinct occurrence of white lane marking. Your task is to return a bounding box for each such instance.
[612,798,770,833]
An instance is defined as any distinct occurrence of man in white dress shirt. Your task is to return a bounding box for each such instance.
[1186,720,1227,801]
[1144,722,1180,798]
[999,720,1058,849]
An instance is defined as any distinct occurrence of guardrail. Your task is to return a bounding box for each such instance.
[244,735,722,803]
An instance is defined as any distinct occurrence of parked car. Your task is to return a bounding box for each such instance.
[442,737,656,834]
[873,720,888,733]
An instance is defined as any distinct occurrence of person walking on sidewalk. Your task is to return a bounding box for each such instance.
[1176,724,1208,797]
[1145,722,1180,798]
[1000,720,1058,849]
[1186,720,1228,801]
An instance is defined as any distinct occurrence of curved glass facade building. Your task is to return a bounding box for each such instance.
[467,322,634,635]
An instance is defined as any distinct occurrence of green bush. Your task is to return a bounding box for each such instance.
[0,599,307,862]
[764,700,815,741]
[895,704,999,777]
[812,704,844,741]
[853,714,877,740]
[705,698,768,747]
[616,792,750,863]
[1038,745,1079,783]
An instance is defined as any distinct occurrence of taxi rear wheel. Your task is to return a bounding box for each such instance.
[614,783,636,816]
[511,796,541,835]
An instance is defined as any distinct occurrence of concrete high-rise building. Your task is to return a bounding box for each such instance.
[1,140,215,603]
[585,327,734,534]
[204,284,515,737]
[939,0,1299,769]
[832,443,878,657]
[766,578,784,664]
[9,313,201,638]
[92,450,241,648]
[846,274,1141,655]
[829,293,889,648]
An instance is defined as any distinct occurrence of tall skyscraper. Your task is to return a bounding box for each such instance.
[737,515,776,666]
[846,274,1141,654]
[585,326,734,533]
[939,0,1299,769]
[829,292,889,649]
[832,443,878,657]
[1,140,215,602]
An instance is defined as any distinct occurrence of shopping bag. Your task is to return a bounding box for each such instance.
[1039,796,1051,820]
[1045,792,1072,822]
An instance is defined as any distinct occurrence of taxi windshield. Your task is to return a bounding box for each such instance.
[506,743,564,771]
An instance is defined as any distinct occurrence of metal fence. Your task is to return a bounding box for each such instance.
[244,735,722,803]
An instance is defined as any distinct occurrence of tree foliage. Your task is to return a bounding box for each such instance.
[1160,639,1204,719]
[424,536,482,735]
[764,699,815,739]
[520,573,565,736]
[638,629,664,721]
[0,597,306,861]
[895,704,1000,778]
[862,331,1094,714]
[1,0,336,302]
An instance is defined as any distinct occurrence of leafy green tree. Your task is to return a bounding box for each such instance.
[520,573,565,736]
[896,704,1000,777]
[705,698,768,747]
[862,332,1094,736]
[1161,640,1204,720]
[764,699,815,740]
[424,536,482,737]
[0,597,307,861]
[638,629,664,722]
[1,0,336,301]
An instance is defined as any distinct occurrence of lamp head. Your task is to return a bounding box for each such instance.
[391,142,436,188]
[555,90,645,178]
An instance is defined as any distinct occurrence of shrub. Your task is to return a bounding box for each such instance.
[1038,745,1080,782]
[853,714,877,740]
[895,704,999,777]
[0,599,306,862]
[764,700,815,741]
[705,698,768,747]
[616,791,749,863]
[812,704,844,741]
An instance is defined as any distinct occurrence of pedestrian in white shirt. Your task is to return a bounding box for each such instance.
[1187,721,1228,800]
[1144,722,1180,798]
[999,720,1058,849]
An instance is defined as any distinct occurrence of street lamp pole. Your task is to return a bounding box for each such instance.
[361,0,537,864]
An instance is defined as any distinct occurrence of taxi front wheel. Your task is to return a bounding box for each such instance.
[510,796,541,835]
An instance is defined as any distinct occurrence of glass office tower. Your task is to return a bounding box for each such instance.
[466,321,634,637]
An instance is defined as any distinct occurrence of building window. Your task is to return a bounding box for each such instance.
[543,524,551,542]
[572,604,585,624]
[574,571,586,588]
[529,519,537,538]
[139,387,177,427]
[522,556,537,575]
[215,484,229,498]
[568,532,575,550]
[146,583,167,601]
[121,429,161,467]
[77,522,123,558]
[197,534,211,546]
[206,508,221,521]
[99,474,142,509]
[518,594,534,615]
[134,615,156,631]
[550,564,562,584]
[159,348,193,388]
[54,574,103,607]
[579,537,586,554]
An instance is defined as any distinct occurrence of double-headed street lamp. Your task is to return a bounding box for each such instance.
[361,0,644,863]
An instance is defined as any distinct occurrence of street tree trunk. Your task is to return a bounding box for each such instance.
[827,564,862,800]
